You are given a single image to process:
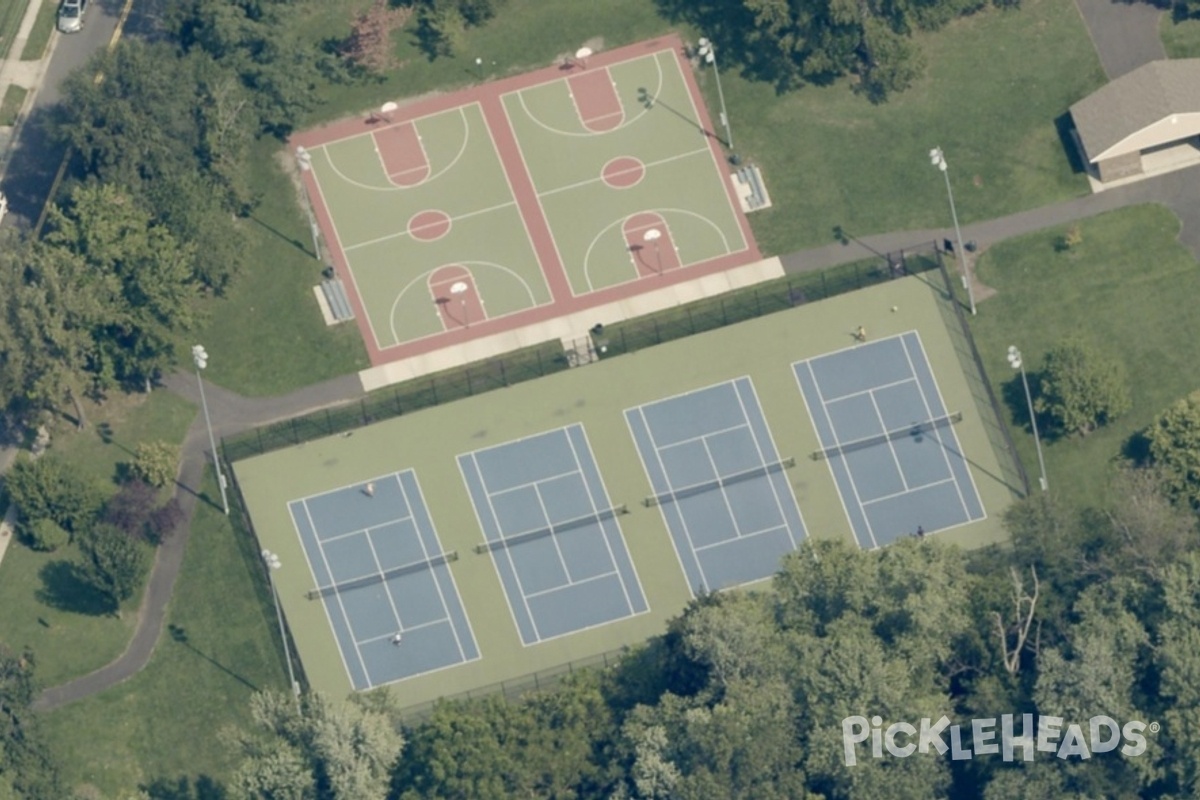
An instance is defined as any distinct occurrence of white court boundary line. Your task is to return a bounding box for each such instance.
[581,207,732,293]
[905,332,988,524]
[386,260,544,348]
[323,106,472,193]
[503,51,665,139]
[741,378,809,551]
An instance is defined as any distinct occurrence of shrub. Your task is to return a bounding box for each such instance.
[3,455,103,534]
[130,440,181,488]
[22,518,70,552]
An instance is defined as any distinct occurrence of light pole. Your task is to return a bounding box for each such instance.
[262,549,301,709]
[191,345,229,515]
[450,281,470,328]
[1007,346,1048,492]
[697,38,731,150]
[643,228,663,274]
[930,148,976,316]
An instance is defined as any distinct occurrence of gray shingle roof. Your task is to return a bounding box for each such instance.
[1070,59,1200,162]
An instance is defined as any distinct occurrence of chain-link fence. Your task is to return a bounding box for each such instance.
[594,250,938,357]
[932,249,1031,497]
[396,646,631,722]
[222,341,571,461]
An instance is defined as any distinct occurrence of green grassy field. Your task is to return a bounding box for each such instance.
[733,0,1105,254]
[0,83,27,126]
[18,0,53,61]
[0,392,195,687]
[234,267,1015,708]
[969,204,1200,512]
[0,0,28,61]
[184,140,369,396]
[1161,13,1200,57]
[40,473,287,799]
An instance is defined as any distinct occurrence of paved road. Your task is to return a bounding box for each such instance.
[1073,0,1166,79]
[30,0,1200,709]
[0,0,123,227]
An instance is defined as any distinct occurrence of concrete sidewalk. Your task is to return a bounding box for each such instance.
[0,0,57,178]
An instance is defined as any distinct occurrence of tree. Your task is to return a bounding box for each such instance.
[131,440,182,489]
[1100,465,1198,575]
[1146,390,1200,508]
[76,523,151,612]
[228,691,403,800]
[103,480,160,539]
[340,0,413,74]
[44,183,200,388]
[22,518,70,552]
[0,645,64,798]
[1034,339,1131,437]
[2,454,103,535]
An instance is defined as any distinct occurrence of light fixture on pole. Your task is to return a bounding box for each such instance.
[475,56,484,80]
[450,281,470,328]
[191,345,229,515]
[262,549,301,709]
[697,38,732,150]
[930,147,976,316]
[643,228,663,273]
[1007,345,1048,492]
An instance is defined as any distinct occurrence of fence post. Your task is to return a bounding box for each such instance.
[466,368,473,396]
[499,359,507,386]
[360,398,368,425]
[431,377,438,404]
[720,298,727,325]
[290,418,299,445]
[653,319,660,344]
[686,307,694,335]
[394,388,402,415]
[536,349,544,375]
[256,430,264,454]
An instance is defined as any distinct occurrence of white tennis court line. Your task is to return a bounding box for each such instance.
[825,376,919,405]
[862,478,958,507]
[904,333,986,523]
[358,616,449,647]
[743,378,810,551]
[487,466,583,497]
[654,420,749,452]
[576,424,648,615]
[692,523,790,554]
[523,569,620,601]
[638,404,711,593]
[318,515,415,545]
[699,436,746,538]
[454,454,527,647]
[398,472,471,664]
[531,482,575,583]
[803,362,881,549]
[867,389,910,493]
[470,451,543,643]
[302,500,370,687]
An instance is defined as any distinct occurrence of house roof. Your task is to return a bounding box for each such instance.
[1070,59,1200,162]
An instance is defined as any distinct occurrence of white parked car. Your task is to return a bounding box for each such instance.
[57,0,86,34]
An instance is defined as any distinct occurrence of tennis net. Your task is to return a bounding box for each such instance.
[811,411,962,461]
[642,457,796,507]
[306,550,459,600]
[474,505,629,554]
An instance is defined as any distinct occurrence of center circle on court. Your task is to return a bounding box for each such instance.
[408,210,452,242]
[601,156,646,189]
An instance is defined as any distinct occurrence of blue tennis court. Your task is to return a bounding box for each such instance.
[625,377,807,595]
[793,331,986,548]
[288,470,479,691]
[458,424,648,646]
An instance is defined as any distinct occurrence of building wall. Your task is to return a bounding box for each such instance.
[1095,152,1143,182]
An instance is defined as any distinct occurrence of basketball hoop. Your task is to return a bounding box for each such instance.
[378,101,398,124]
[574,46,593,69]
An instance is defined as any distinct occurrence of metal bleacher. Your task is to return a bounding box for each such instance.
[321,278,355,322]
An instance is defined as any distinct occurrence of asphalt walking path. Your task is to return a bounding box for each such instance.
[32,159,1200,710]
[27,0,1199,710]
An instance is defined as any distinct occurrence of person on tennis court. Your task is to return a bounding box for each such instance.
[391,632,403,646]
[917,525,925,537]
[364,482,375,497]
[856,326,867,342]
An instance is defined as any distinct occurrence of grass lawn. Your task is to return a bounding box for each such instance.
[0,0,28,61]
[0,83,27,126]
[735,0,1105,254]
[18,0,53,60]
[40,474,288,798]
[184,139,369,396]
[968,204,1200,512]
[0,392,196,686]
[1161,13,1200,57]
